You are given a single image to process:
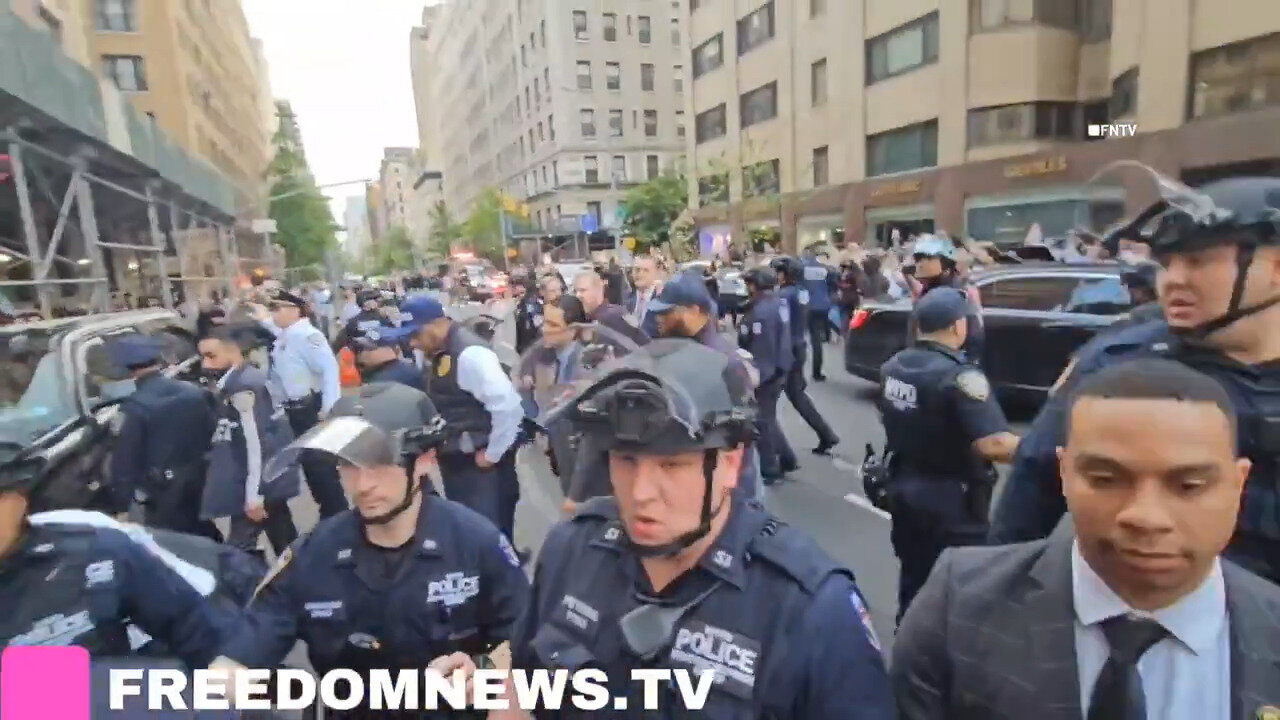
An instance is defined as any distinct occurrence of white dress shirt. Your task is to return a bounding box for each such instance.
[455,344,524,464]
[1072,541,1231,720]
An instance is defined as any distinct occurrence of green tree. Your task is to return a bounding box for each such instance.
[620,172,689,249]
[370,226,416,276]
[426,201,462,259]
[459,188,510,264]
[266,102,337,271]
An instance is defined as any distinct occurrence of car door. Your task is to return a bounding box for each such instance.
[976,274,1085,393]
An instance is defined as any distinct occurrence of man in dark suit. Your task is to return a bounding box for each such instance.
[893,358,1280,719]
[625,254,663,337]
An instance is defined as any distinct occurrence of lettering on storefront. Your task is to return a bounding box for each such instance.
[1004,155,1068,179]
[869,179,922,198]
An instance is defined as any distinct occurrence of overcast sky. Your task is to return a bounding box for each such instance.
[242,0,431,221]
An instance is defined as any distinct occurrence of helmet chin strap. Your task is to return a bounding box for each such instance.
[1174,243,1280,340]
[627,450,724,559]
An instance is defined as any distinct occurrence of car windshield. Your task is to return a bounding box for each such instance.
[0,327,77,450]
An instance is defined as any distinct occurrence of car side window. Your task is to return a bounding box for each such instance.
[977,277,1081,312]
[1062,277,1133,315]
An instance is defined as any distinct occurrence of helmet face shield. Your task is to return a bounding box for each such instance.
[265,416,397,482]
[517,322,643,430]
[1077,160,1242,251]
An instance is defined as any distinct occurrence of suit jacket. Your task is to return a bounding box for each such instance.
[892,523,1280,720]
[626,286,661,338]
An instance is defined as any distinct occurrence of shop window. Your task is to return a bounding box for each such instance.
[740,81,778,128]
[737,2,775,56]
[695,103,727,143]
[967,102,1077,147]
[813,146,829,187]
[698,172,729,206]
[866,12,939,85]
[693,34,724,78]
[1110,67,1138,118]
[1189,33,1280,120]
[867,120,937,177]
[742,159,780,198]
[966,199,1099,247]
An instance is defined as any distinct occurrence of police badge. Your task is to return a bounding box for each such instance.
[436,355,452,377]
[955,370,991,401]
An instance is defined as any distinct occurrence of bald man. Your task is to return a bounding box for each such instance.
[573,270,649,347]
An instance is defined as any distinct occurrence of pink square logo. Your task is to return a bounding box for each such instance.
[1,645,90,720]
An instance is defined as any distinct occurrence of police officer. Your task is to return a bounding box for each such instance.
[107,335,221,541]
[908,235,984,362]
[209,383,529,716]
[991,169,1280,584]
[255,289,348,519]
[878,289,1020,622]
[494,341,895,719]
[198,325,301,558]
[381,296,525,540]
[739,267,797,484]
[0,452,225,666]
[771,257,840,455]
[335,288,386,349]
[348,323,427,391]
[800,248,837,381]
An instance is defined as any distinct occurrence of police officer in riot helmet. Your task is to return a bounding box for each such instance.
[739,266,798,484]
[210,383,530,717]
[877,289,1020,623]
[908,235,985,362]
[493,341,895,719]
[991,163,1280,584]
[769,256,840,455]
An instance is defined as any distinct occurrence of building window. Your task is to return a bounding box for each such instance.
[548,114,556,140]
[603,12,618,41]
[810,0,825,17]
[553,160,560,186]
[609,109,624,137]
[573,10,588,40]
[529,128,536,151]
[742,159,780,198]
[647,154,660,180]
[691,0,705,11]
[867,120,938,177]
[811,59,828,106]
[538,121,545,141]
[643,110,659,137]
[521,44,528,67]
[585,156,600,183]
[673,65,684,93]
[102,55,148,91]
[676,110,687,139]
[695,104,726,143]
[693,34,724,78]
[671,18,680,46]
[606,62,621,90]
[641,63,656,91]
[577,61,592,89]
[813,146,829,186]
[1190,33,1280,120]
[866,12,939,85]
[740,81,778,128]
[541,19,547,46]
[737,2,775,56]
[967,102,1077,146]
[971,0,1078,32]
[96,0,137,32]
[698,173,729,205]
[580,108,597,137]
[612,155,627,182]
[1110,67,1138,118]
[525,86,531,110]
[638,16,652,44]
[1081,0,1112,42]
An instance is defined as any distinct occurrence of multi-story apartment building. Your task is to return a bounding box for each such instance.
[685,0,1280,251]
[85,0,272,212]
[422,0,689,239]
[344,196,373,260]
[379,146,417,235]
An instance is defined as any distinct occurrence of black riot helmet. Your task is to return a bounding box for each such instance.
[540,340,756,558]
[768,257,804,286]
[266,383,448,526]
[742,266,779,294]
[1082,161,1280,338]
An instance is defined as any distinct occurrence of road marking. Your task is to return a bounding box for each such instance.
[843,492,891,520]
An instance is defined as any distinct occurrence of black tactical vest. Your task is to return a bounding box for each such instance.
[425,325,493,454]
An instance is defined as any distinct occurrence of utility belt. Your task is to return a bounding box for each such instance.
[890,461,997,523]
[283,392,320,411]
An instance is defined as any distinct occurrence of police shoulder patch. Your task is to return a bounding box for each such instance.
[955,369,991,401]
[436,355,452,377]
[498,534,522,568]
[252,546,294,600]
[849,590,882,652]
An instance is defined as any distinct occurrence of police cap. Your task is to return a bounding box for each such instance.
[107,334,165,370]
[915,288,969,333]
[742,266,778,290]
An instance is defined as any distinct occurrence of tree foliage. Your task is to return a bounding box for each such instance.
[266,104,338,272]
[426,201,462,259]
[459,188,509,264]
[620,172,689,249]
[369,226,416,276]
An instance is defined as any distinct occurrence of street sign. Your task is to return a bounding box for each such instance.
[580,214,598,233]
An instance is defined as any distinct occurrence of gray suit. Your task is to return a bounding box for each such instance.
[892,525,1280,720]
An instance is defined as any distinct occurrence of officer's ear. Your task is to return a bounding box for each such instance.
[716,446,744,490]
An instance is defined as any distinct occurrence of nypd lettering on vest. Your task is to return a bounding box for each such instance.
[670,620,761,701]
[427,572,480,607]
[560,595,600,632]
[84,560,114,587]
[10,611,96,646]
[305,600,344,619]
[883,377,918,411]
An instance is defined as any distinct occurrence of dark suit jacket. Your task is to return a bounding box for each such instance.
[892,524,1280,720]
[625,288,661,338]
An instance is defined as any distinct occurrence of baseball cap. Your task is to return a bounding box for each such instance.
[377,295,447,342]
[107,335,165,370]
[915,288,970,333]
[346,322,404,351]
[647,272,714,314]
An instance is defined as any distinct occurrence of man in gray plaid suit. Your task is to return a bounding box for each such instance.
[892,359,1280,720]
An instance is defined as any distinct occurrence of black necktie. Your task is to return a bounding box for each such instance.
[1087,615,1169,720]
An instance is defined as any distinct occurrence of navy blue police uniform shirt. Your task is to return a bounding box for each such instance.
[0,521,224,667]
[509,497,896,719]
[991,319,1280,551]
[801,257,834,312]
[879,341,1009,477]
[361,357,427,392]
[110,373,216,511]
[220,495,530,672]
[778,285,808,348]
[738,292,795,382]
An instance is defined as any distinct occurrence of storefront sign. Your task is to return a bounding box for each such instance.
[869,179,922,198]
[1004,155,1068,179]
